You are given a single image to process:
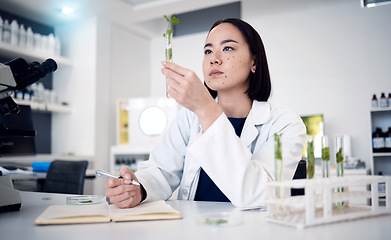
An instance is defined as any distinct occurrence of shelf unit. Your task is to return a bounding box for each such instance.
[266,176,391,228]
[0,41,72,66]
[13,99,71,113]
[369,108,391,176]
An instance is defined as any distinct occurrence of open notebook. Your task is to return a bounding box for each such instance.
[35,200,182,225]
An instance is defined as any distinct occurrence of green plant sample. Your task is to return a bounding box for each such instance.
[307,139,315,179]
[322,147,330,161]
[163,14,180,62]
[336,147,344,164]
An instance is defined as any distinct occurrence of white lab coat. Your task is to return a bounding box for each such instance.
[135,100,306,208]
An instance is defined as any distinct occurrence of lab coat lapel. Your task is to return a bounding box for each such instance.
[241,101,271,151]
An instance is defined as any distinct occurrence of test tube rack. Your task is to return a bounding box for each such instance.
[266,175,391,228]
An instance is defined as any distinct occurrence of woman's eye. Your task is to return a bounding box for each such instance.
[223,46,233,51]
[204,49,212,55]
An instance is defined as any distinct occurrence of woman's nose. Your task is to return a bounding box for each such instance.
[210,54,222,65]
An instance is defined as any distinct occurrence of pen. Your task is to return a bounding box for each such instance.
[96,170,140,186]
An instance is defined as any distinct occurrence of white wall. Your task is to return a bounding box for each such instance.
[150,0,391,166]
[53,18,98,156]
[108,24,151,147]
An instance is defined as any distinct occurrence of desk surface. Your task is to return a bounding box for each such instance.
[1,191,390,240]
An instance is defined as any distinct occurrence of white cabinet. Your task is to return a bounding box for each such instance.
[369,107,391,176]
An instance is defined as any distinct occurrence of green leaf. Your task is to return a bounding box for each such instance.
[170,14,180,25]
[336,147,344,163]
[322,147,330,161]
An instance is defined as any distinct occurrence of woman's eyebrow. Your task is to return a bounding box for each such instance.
[221,39,238,45]
[204,39,239,49]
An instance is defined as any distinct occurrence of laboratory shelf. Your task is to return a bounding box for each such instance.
[0,41,72,66]
[14,99,71,113]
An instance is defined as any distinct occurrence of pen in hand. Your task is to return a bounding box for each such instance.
[96,170,140,186]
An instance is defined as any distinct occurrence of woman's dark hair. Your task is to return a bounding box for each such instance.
[204,18,271,101]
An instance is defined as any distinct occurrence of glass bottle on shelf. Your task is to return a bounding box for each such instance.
[372,127,385,153]
[385,127,391,152]
[371,94,378,108]
[388,93,391,108]
[306,136,315,179]
[380,92,388,108]
[321,136,330,178]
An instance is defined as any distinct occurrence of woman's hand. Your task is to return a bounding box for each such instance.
[161,61,222,131]
[104,166,142,208]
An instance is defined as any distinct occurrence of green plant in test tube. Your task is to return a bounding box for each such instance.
[321,136,330,178]
[306,136,315,179]
[163,14,180,63]
[335,136,345,209]
[274,133,283,198]
[163,14,179,97]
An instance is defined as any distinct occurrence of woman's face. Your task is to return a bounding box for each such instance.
[203,23,255,96]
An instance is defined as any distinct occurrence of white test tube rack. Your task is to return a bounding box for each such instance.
[266,175,391,228]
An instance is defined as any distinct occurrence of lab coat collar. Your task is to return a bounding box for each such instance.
[241,101,271,149]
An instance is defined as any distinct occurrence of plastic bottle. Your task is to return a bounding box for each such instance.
[372,127,385,152]
[385,127,391,152]
[26,27,33,48]
[33,32,42,51]
[371,94,378,108]
[0,16,3,43]
[380,92,388,108]
[10,19,19,45]
[2,19,11,43]
[18,24,26,48]
[54,35,61,56]
[48,33,55,54]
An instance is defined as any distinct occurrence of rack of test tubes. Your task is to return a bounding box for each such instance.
[266,175,391,228]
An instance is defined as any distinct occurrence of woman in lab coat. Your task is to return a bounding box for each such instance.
[105,18,306,208]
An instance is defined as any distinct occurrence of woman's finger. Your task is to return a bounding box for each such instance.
[161,61,187,76]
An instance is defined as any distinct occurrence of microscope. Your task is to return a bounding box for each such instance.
[0,57,57,212]
[0,57,57,116]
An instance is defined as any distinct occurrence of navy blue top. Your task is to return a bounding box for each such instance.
[194,117,246,202]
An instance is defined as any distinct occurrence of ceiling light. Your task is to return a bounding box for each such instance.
[60,7,74,15]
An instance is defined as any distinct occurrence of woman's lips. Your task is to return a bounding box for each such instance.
[209,69,223,77]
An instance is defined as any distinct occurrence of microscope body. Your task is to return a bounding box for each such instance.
[0,58,57,116]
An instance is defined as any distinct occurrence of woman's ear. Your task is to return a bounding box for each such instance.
[251,56,256,73]
[251,64,256,73]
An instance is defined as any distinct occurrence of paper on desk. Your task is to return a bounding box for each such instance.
[109,200,182,222]
[34,204,111,225]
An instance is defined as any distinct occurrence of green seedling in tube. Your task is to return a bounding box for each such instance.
[163,14,180,62]
[274,133,283,199]
[322,147,330,161]
[321,146,330,178]
[335,136,345,209]
[306,137,315,179]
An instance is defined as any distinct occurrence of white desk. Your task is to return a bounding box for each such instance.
[1,191,390,240]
